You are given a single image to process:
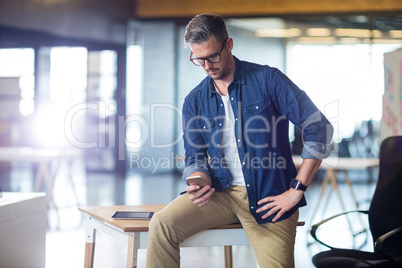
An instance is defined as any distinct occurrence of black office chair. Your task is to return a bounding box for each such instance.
[310,135,402,268]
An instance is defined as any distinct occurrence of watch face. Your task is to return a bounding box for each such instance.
[291,179,307,191]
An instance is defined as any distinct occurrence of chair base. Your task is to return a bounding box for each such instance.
[312,249,401,268]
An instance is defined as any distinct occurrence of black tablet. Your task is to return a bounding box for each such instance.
[111,211,154,220]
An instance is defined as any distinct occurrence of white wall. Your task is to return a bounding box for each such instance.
[228,25,286,72]
[126,21,178,173]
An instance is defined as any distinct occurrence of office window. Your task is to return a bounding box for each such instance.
[85,49,118,171]
[0,48,35,116]
[50,47,87,104]
[32,47,88,148]
[126,45,143,152]
[287,43,401,142]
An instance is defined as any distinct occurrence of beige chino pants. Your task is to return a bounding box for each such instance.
[146,185,299,268]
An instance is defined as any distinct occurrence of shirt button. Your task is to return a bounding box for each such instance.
[231,97,234,101]
[217,144,220,147]
[256,106,259,110]
[242,162,245,165]
[219,123,222,126]
[203,126,206,129]
[250,206,254,210]
[235,118,238,121]
[237,139,240,142]
[246,184,250,187]
[220,104,223,107]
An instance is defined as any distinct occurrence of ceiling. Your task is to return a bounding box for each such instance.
[226,14,402,42]
[288,15,402,32]
[1,1,401,44]
[228,15,402,32]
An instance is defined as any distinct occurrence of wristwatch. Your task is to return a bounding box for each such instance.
[290,178,307,191]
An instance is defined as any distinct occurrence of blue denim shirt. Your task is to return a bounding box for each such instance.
[182,57,333,224]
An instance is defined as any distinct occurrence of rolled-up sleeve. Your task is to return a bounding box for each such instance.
[301,141,334,159]
[272,69,334,159]
[300,109,334,159]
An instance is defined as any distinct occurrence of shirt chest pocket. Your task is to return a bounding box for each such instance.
[243,100,275,148]
[243,100,276,130]
[244,100,273,114]
[244,100,275,126]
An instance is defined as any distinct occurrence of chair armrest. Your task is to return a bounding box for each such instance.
[310,210,368,249]
[375,226,402,265]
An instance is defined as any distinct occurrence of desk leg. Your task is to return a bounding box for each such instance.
[84,218,96,268]
[342,170,359,209]
[34,162,58,211]
[307,171,331,232]
[317,170,354,231]
[85,242,95,268]
[329,170,349,212]
[224,245,233,268]
[127,232,139,268]
[342,170,368,245]
[66,156,81,207]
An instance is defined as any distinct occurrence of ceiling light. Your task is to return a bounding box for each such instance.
[339,38,361,45]
[256,28,301,38]
[389,30,402,38]
[306,28,331,37]
[227,18,286,32]
[296,37,337,44]
[364,39,402,44]
[335,28,382,38]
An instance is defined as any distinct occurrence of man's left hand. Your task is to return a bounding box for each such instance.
[256,189,304,222]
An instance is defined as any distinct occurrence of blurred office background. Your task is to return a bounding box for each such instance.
[0,1,401,267]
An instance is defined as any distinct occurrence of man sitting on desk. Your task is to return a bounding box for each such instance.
[146,13,333,268]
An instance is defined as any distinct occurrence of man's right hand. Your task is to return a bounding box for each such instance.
[186,172,214,207]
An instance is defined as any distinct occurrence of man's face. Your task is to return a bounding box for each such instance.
[190,36,232,81]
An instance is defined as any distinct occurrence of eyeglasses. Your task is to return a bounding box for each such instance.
[190,40,227,66]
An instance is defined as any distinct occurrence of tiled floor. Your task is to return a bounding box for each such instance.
[2,162,377,268]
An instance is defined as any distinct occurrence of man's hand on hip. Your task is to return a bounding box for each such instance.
[256,189,304,222]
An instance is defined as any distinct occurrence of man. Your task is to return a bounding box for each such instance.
[146,13,333,268]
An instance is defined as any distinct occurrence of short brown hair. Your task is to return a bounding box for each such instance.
[184,13,229,47]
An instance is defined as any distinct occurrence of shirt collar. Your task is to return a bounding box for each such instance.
[208,56,245,97]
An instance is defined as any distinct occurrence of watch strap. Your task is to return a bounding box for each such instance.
[290,178,307,191]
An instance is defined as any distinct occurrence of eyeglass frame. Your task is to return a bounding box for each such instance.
[189,39,227,66]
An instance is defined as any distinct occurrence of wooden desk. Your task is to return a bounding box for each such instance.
[0,146,82,209]
[79,204,304,268]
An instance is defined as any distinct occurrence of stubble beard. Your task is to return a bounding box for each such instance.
[207,58,232,81]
